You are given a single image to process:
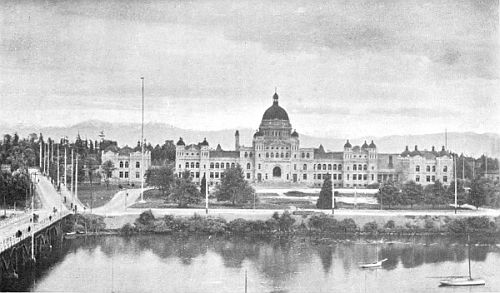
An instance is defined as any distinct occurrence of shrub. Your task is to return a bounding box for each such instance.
[384,220,395,229]
[278,211,295,232]
[363,221,378,234]
[136,210,155,226]
[121,223,135,235]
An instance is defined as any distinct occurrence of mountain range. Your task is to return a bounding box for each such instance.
[1,120,499,158]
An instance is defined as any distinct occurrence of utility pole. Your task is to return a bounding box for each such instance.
[75,153,78,201]
[71,148,74,197]
[462,155,465,181]
[64,146,67,189]
[39,139,42,170]
[331,172,335,214]
[46,142,50,177]
[205,173,208,214]
[57,143,60,187]
[454,154,457,214]
[31,172,36,262]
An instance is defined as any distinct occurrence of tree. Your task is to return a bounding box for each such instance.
[200,174,207,197]
[169,171,201,208]
[468,179,487,209]
[215,164,254,205]
[401,181,423,208]
[375,180,401,209]
[145,165,175,196]
[101,160,116,188]
[316,175,335,209]
[423,180,446,208]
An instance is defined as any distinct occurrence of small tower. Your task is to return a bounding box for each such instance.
[235,130,240,151]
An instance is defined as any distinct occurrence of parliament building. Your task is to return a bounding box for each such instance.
[175,92,454,188]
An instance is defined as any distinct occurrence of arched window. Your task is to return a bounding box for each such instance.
[271,153,274,158]
[281,153,284,158]
[244,152,248,158]
[249,152,253,158]
[286,152,289,158]
[333,164,337,170]
[185,162,189,168]
[190,162,194,168]
[426,166,430,172]
[353,164,357,171]
[323,164,326,170]
[215,163,219,169]
[266,152,269,158]
[124,161,129,168]
[231,163,235,168]
[358,164,362,170]
[226,163,230,169]
[210,163,214,168]
[276,152,279,158]
[301,152,305,158]
[328,164,331,170]
[119,161,123,168]
[195,162,199,168]
[416,165,420,172]
[338,164,342,170]
[306,153,310,158]
[363,164,367,171]
[303,164,307,170]
[247,163,251,170]
[443,166,448,172]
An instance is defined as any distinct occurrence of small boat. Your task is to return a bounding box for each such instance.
[360,258,387,268]
[439,235,485,287]
[440,277,485,286]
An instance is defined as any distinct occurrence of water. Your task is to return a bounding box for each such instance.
[7,235,500,292]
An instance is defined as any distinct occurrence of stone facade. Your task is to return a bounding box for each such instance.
[101,146,151,184]
[175,92,454,188]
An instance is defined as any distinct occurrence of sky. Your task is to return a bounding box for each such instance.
[0,0,498,138]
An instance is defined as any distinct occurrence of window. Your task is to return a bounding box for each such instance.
[363,164,367,171]
[185,162,189,168]
[333,174,337,180]
[249,152,253,158]
[136,162,141,168]
[210,163,214,168]
[416,175,420,182]
[215,163,219,168]
[125,161,129,168]
[323,164,326,170]
[244,152,248,158]
[313,174,316,180]
[443,166,448,172]
[303,164,307,170]
[136,172,140,178]
[306,153,310,158]
[294,164,296,170]
[323,174,327,179]
[246,173,250,179]
[210,172,214,178]
[276,152,279,158]
[426,166,430,172]
[258,164,261,170]
[353,164,357,171]
[432,166,436,172]
[416,165,420,172]
[225,163,229,169]
[285,153,289,158]
[363,174,367,180]
[247,163,251,170]
[426,175,430,182]
[338,164,342,170]
[190,162,194,168]
[119,171,123,178]
[281,153,284,158]
[178,164,181,169]
[432,175,435,181]
[196,172,200,178]
[303,174,307,180]
[443,176,448,182]
[215,172,219,179]
[231,163,235,168]
[353,174,357,180]
[347,174,350,180]
[338,174,342,180]
[333,164,337,170]
[266,152,269,158]
[196,162,199,168]
[271,153,274,158]
[119,161,124,168]
[317,164,321,170]
[371,174,374,180]
[358,164,362,170]
[301,153,305,158]
[125,172,129,178]
[328,164,332,170]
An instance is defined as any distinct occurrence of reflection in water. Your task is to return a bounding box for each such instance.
[4,234,498,292]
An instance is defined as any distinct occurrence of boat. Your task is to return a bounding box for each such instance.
[360,243,387,268]
[360,258,387,268]
[439,235,485,286]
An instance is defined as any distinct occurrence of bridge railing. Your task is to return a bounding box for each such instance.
[0,210,71,253]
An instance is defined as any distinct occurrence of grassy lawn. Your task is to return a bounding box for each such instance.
[77,183,121,209]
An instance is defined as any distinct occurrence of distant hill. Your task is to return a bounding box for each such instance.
[1,120,499,158]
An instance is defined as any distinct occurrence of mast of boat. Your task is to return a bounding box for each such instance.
[468,234,472,280]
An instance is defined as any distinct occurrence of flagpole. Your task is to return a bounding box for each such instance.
[64,146,67,189]
[139,77,146,203]
[454,154,457,214]
[331,172,335,214]
[39,139,42,170]
[205,173,208,214]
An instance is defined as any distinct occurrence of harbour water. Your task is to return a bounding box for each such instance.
[5,234,500,292]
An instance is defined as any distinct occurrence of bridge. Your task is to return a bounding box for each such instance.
[0,168,82,282]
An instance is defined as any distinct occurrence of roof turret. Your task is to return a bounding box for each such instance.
[361,140,369,149]
[369,140,376,148]
[262,92,289,121]
[344,140,352,148]
[199,138,209,146]
[176,137,185,146]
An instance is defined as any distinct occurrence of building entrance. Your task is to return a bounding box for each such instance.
[273,167,281,177]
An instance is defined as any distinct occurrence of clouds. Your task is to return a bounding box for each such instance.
[0,0,498,137]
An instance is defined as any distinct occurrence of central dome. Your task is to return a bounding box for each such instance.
[262,92,289,121]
